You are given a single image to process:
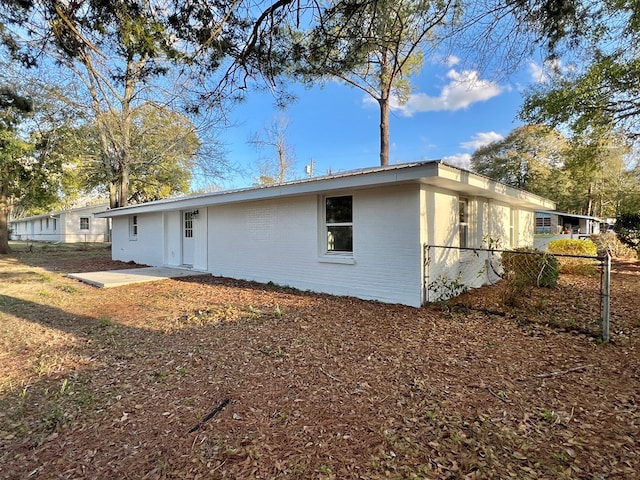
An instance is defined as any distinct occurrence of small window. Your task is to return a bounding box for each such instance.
[459,198,469,248]
[325,195,353,253]
[535,217,551,227]
[80,217,89,230]
[53,218,57,231]
[184,212,193,238]
[129,215,138,239]
[45,218,49,229]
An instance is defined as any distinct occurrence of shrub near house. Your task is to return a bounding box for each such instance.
[614,213,640,253]
[548,238,598,275]
[547,239,598,256]
[502,248,560,288]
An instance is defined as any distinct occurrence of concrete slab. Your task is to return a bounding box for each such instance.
[68,267,209,288]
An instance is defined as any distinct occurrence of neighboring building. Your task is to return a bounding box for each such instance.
[535,210,602,235]
[96,161,554,307]
[10,204,111,243]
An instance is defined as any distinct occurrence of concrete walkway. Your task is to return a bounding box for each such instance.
[68,266,209,288]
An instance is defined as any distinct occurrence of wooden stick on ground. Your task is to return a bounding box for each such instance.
[533,365,593,379]
[319,367,342,383]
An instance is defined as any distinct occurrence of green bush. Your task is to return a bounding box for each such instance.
[614,213,640,249]
[501,248,559,288]
[547,239,598,276]
[547,239,597,256]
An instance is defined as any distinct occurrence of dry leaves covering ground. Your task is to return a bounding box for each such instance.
[0,244,639,479]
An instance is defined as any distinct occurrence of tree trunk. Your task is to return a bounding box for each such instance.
[119,162,130,207]
[0,177,11,254]
[109,182,118,209]
[379,96,390,166]
[586,183,594,216]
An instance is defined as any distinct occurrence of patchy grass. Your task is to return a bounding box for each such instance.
[0,247,639,479]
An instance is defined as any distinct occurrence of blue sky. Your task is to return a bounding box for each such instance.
[218,55,548,189]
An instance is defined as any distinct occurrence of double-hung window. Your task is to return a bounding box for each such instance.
[129,215,138,239]
[325,195,353,253]
[80,217,90,230]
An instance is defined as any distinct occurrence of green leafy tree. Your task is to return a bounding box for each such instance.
[471,125,569,201]
[295,0,461,166]
[0,86,60,254]
[614,213,640,249]
[563,130,632,217]
[519,1,640,139]
[51,104,200,205]
[0,1,190,208]
[471,124,632,216]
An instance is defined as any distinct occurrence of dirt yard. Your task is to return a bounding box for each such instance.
[1,244,639,479]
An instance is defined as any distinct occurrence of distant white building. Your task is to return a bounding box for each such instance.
[535,210,602,235]
[10,204,111,243]
[96,161,555,307]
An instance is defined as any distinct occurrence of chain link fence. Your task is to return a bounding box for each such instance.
[424,245,611,341]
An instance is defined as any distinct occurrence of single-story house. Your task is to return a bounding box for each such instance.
[95,161,555,307]
[535,210,602,235]
[10,204,111,243]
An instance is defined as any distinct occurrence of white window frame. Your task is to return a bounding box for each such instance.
[459,198,469,249]
[184,211,194,238]
[510,209,519,248]
[129,215,138,240]
[319,195,355,264]
[80,217,90,230]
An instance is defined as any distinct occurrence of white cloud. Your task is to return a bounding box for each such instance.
[528,61,549,84]
[460,131,503,150]
[388,68,502,117]
[442,153,472,170]
[445,55,460,67]
[441,132,503,171]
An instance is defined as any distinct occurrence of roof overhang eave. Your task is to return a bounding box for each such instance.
[95,161,555,217]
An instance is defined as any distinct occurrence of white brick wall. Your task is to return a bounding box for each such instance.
[207,184,423,306]
[112,213,164,265]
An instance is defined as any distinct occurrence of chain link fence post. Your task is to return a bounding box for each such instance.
[601,251,611,343]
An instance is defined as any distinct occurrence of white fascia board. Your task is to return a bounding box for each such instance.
[95,161,554,218]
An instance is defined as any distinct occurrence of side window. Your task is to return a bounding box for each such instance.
[325,195,353,253]
[129,215,138,239]
[459,198,469,248]
[80,217,90,230]
[184,212,194,238]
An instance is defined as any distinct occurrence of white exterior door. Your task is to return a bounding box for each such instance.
[182,211,195,266]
